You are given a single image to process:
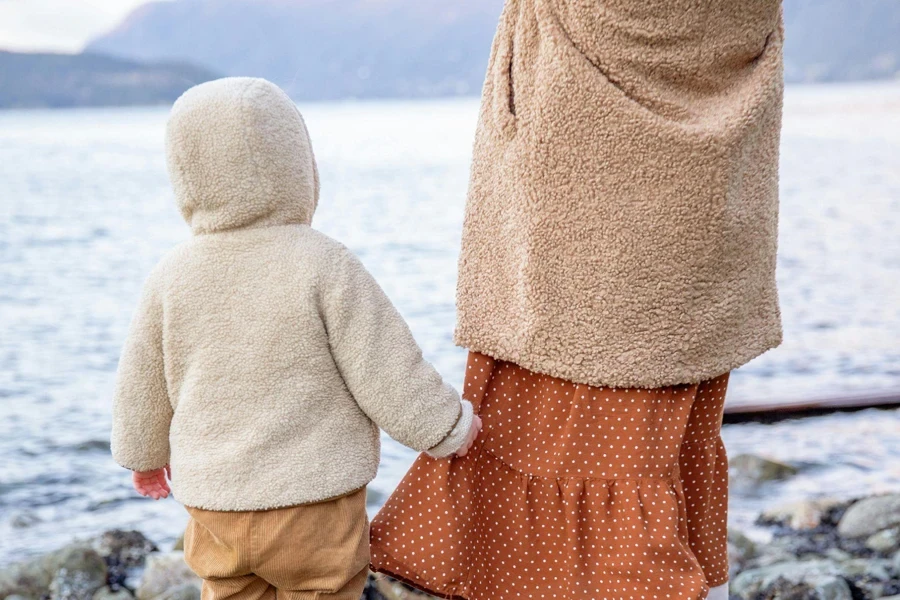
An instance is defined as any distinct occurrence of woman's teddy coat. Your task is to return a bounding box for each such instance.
[455,0,785,389]
[111,78,473,511]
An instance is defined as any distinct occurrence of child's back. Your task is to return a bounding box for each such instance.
[111,78,477,599]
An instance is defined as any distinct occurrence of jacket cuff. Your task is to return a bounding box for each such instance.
[113,454,169,473]
[426,400,474,458]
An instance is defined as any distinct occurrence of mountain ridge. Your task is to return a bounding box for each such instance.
[87,0,900,101]
[87,0,504,100]
[0,50,220,109]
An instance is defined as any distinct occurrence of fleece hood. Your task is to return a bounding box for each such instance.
[166,77,319,235]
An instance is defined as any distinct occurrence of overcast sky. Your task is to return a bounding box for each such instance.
[0,0,169,53]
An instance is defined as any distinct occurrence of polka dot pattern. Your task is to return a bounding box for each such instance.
[371,353,731,599]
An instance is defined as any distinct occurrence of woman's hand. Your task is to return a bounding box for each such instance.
[456,415,483,457]
[133,465,171,500]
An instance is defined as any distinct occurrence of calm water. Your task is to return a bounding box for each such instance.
[1,82,899,564]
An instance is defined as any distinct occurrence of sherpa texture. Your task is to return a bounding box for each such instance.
[456,0,785,389]
[111,77,472,511]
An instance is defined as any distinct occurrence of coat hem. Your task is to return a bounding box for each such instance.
[174,477,375,512]
[454,328,782,389]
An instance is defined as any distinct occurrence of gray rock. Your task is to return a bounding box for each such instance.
[764,529,861,561]
[729,454,799,487]
[154,584,200,600]
[92,588,133,600]
[727,542,743,580]
[759,498,847,530]
[727,529,757,579]
[867,527,900,554]
[48,546,108,600]
[0,555,53,600]
[823,548,853,562]
[1,543,109,600]
[836,557,892,579]
[836,558,900,599]
[745,547,803,569]
[838,494,900,538]
[364,575,435,600]
[5,595,34,600]
[730,560,852,600]
[92,531,157,591]
[729,529,758,559]
[135,554,199,600]
[92,531,157,568]
[361,574,393,600]
[42,544,92,576]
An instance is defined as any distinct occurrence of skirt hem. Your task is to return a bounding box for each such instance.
[370,554,470,600]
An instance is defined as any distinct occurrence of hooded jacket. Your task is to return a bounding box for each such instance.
[111,78,473,511]
[455,0,785,389]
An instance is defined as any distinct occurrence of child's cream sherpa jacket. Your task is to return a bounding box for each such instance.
[111,77,473,511]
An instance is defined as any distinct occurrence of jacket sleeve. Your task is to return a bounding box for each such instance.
[111,271,173,471]
[321,248,473,458]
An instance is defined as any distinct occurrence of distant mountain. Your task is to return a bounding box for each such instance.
[87,0,503,100]
[782,0,900,82]
[0,51,220,109]
[87,0,900,102]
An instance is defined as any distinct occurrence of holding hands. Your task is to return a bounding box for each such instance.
[456,415,483,458]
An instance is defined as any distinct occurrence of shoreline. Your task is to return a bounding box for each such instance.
[3,469,899,600]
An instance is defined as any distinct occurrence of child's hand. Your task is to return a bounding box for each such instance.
[133,465,171,500]
[456,415,483,458]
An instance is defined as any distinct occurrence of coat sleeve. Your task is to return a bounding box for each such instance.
[111,270,173,471]
[320,248,472,458]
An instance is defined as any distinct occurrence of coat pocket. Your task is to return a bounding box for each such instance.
[485,0,520,136]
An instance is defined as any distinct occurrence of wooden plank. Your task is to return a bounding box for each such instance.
[722,389,900,424]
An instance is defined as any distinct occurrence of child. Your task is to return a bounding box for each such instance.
[111,77,481,600]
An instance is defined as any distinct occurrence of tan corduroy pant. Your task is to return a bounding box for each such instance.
[183,488,369,600]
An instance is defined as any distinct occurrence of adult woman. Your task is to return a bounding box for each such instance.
[372,0,784,598]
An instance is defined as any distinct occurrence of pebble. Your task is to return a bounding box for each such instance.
[730,560,852,600]
[867,528,900,554]
[758,498,847,530]
[91,531,157,591]
[153,583,200,600]
[838,494,900,538]
[47,547,107,600]
[729,453,799,487]
[135,553,199,600]
[92,589,134,600]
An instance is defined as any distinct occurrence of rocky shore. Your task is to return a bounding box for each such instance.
[3,458,899,600]
[728,494,900,599]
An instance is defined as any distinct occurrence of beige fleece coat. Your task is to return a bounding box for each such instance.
[456,0,785,389]
[111,77,473,511]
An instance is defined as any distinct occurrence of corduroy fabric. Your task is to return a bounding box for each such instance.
[111,78,474,511]
[455,0,785,388]
[183,488,369,600]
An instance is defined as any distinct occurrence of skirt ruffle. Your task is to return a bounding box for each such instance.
[371,353,730,600]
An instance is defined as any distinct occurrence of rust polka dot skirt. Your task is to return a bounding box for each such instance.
[370,353,730,600]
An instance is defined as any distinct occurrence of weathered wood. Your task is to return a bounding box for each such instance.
[723,389,900,424]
